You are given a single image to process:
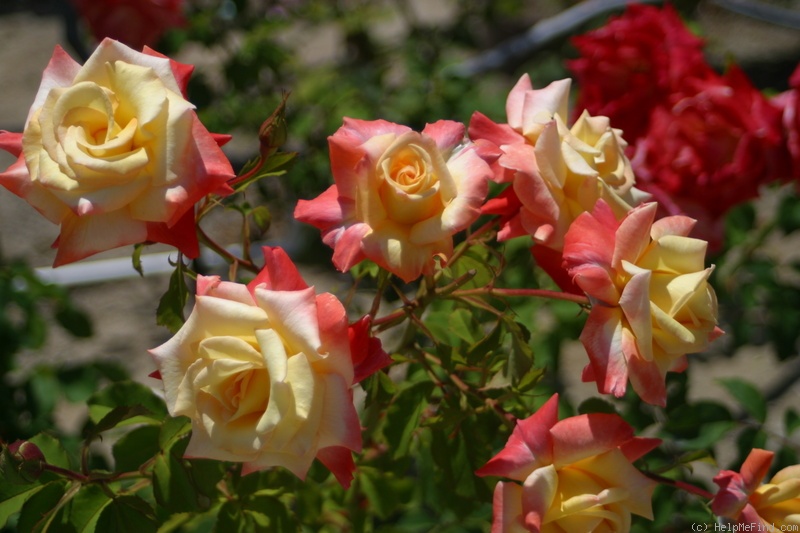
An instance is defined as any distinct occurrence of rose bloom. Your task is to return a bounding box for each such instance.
[471,75,647,250]
[470,75,647,289]
[70,0,186,51]
[568,3,716,142]
[294,118,490,282]
[149,246,390,488]
[477,394,660,532]
[772,62,800,181]
[631,66,791,250]
[0,39,234,266]
[562,201,722,406]
[712,448,800,528]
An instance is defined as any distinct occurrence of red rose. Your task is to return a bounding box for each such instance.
[70,0,186,51]
[568,4,716,142]
[772,63,800,181]
[631,67,791,249]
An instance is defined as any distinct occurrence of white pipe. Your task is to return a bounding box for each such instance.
[34,251,188,286]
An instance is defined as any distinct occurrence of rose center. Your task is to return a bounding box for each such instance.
[219,367,271,426]
[383,145,434,192]
[377,143,444,225]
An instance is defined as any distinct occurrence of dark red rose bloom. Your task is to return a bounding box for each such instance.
[631,66,791,249]
[568,4,716,142]
[772,63,800,181]
[71,0,186,51]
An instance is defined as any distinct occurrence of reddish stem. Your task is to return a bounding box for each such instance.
[644,472,715,500]
[452,287,589,306]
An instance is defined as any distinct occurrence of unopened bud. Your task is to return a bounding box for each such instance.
[3,440,46,482]
[258,93,290,158]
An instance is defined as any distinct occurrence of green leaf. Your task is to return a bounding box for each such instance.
[384,381,435,459]
[88,381,168,426]
[426,307,477,347]
[187,459,226,503]
[29,369,60,421]
[430,430,478,501]
[776,445,798,472]
[718,378,767,423]
[88,405,156,441]
[675,420,737,450]
[231,151,296,194]
[485,317,535,389]
[28,433,71,470]
[357,467,397,520]
[159,416,192,452]
[157,262,189,334]
[363,369,397,410]
[777,192,800,233]
[68,483,112,533]
[96,496,157,533]
[664,400,733,437]
[250,206,272,232]
[55,303,93,338]
[448,245,494,290]
[152,417,194,512]
[737,426,769,462]
[465,320,504,366]
[0,482,45,528]
[153,448,198,513]
[16,480,69,533]
[113,425,161,473]
[349,259,381,280]
[58,365,109,403]
[132,244,145,277]
[577,398,619,415]
[246,494,294,531]
[215,501,249,533]
[786,408,800,435]
[158,508,219,533]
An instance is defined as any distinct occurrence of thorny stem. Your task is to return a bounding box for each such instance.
[227,159,266,189]
[643,471,715,500]
[452,287,590,306]
[197,224,260,275]
[119,478,152,496]
[45,458,154,486]
[440,219,498,273]
[454,295,505,317]
[424,352,516,429]
[372,305,415,330]
[368,270,391,320]
[43,463,90,483]
[195,194,224,224]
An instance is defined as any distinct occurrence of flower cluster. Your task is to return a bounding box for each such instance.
[469,75,651,290]
[569,3,793,249]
